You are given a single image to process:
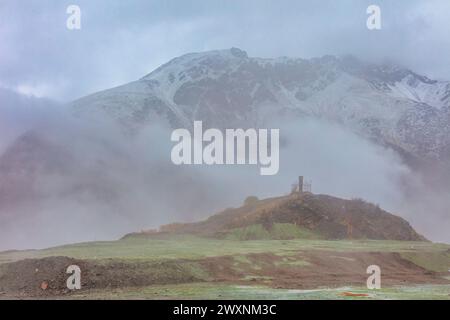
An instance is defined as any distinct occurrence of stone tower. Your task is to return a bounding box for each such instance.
[298,176,304,193]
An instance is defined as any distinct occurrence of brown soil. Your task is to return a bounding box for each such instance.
[0,257,86,297]
[340,292,369,297]
[0,257,204,298]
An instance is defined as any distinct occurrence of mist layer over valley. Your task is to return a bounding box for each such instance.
[1,50,450,250]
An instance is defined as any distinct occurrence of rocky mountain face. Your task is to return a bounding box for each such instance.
[72,48,450,165]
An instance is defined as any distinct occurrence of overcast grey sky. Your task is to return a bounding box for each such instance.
[1,0,449,101]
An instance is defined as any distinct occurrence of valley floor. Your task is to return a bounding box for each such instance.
[0,236,449,300]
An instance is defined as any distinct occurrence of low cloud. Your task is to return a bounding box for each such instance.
[1,109,449,250]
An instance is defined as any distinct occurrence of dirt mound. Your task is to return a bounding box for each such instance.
[0,256,85,297]
[0,256,206,297]
[128,193,426,241]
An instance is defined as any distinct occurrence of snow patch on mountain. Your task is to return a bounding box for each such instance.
[388,75,450,110]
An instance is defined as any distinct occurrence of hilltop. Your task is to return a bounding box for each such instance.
[125,192,426,241]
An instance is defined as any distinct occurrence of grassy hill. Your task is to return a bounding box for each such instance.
[125,193,426,241]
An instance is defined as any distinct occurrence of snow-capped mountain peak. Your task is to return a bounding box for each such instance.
[71,48,450,163]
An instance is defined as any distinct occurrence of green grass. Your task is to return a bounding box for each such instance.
[0,236,448,265]
[400,251,450,273]
[224,223,322,240]
[274,255,310,267]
